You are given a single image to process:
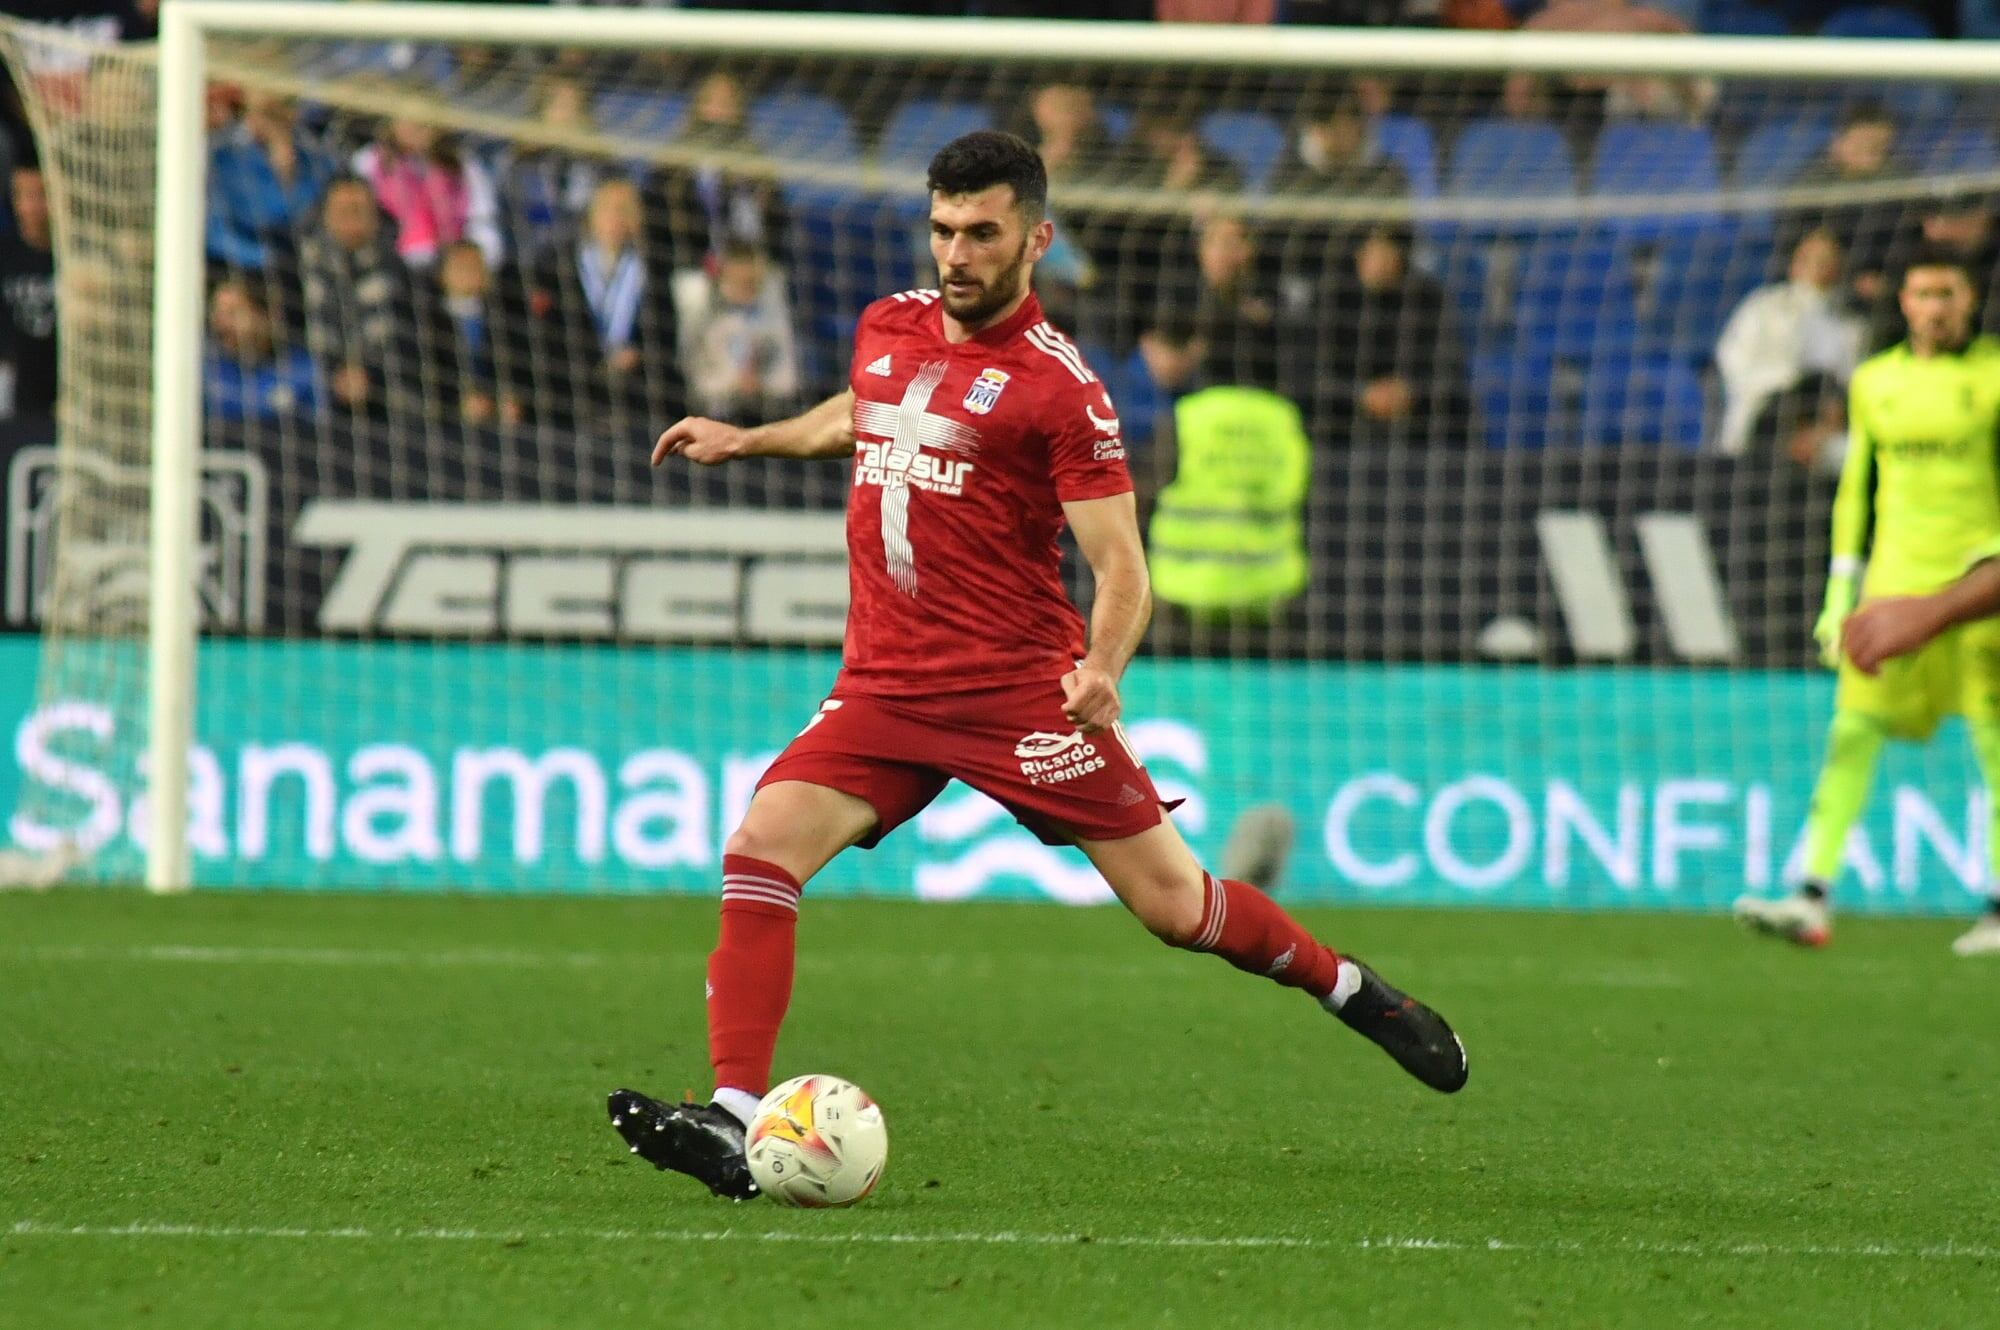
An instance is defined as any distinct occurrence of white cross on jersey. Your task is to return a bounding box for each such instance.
[853,359,979,596]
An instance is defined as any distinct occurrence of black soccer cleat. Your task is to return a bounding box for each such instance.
[607,1088,759,1200]
[1330,959,1469,1094]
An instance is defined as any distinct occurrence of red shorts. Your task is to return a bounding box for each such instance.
[757,677,1171,847]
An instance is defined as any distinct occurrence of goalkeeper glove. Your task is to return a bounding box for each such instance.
[1814,571,1859,668]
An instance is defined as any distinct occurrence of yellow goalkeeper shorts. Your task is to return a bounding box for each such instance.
[1836,614,2000,740]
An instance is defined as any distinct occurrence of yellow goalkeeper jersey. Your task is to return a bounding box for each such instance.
[1833,335,2000,597]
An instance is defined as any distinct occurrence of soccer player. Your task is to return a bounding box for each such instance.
[608,133,1467,1200]
[1735,248,2000,957]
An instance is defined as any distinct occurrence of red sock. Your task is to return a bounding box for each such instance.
[707,854,801,1097]
[1186,873,1343,999]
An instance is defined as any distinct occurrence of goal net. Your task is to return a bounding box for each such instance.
[4,9,1997,912]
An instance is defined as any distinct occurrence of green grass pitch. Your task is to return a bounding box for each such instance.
[0,889,1993,1329]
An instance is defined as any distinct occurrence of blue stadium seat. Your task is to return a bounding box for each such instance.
[1512,233,1639,361]
[1446,120,1578,199]
[749,91,861,164]
[1373,114,1439,199]
[1730,114,1833,186]
[1912,124,2000,174]
[879,100,996,172]
[1591,123,1724,241]
[1096,103,1134,143]
[1581,357,1709,448]
[1199,110,1287,192]
[1473,351,1561,449]
[1702,2,1792,32]
[786,193,924,383]
[1818,4,1936,36]
[1591,123,1722,197]
[591,89,686,139]
[1633,222,1776,363]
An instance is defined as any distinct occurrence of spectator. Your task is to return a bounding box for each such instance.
[417,239,526,428]
[299,174,415,416]
[1123,108,1242,195]
[1015,82,1117,186]
[351,114,502,270]
[1284,0,1448,25]
[1784,103,1901,305]
[0,160,56,421]
[1012,82,1111,328]
[1523,0,1687,32]
[1521,0,1693,132]
[1082,111,1243,351]
[1715,228,1865,455]
[492,71,606,262]
[655,70,789,271]
[530,176,681,429]
[680,241,800,420]
[1156,0,1275,17]
[206,92,337,273]
[1313,223,1469,446]
[1752,370,1849,474]
[1139,213,1281,396]
[1268,92,1410,199]
[203,277,320,425]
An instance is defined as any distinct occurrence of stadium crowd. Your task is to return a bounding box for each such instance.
[0,0,1991,471]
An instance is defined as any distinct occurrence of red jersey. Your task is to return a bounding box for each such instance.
[839,288,1131,696]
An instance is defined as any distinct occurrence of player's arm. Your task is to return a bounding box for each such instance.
[1061,491,1152,734]
[1815,379,1875,664]
[651,389,856,467]
[1843,547,2000,674]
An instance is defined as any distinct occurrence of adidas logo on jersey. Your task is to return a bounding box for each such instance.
[865,354,893,377]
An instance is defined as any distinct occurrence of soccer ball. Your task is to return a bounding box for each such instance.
[744,1074,888,1208]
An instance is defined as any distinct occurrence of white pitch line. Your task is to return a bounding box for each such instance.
[8,1221,1996,1262]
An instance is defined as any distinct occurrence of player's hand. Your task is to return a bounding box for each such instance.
[1060,663,1121,734]
[1813,573,1859,669]
[652,416,747,467]
[1842,596,1946,676]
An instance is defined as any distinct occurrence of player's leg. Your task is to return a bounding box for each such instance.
[610,696,943,1198]
[1074,817,1468,1093]
[1956,718,2000,956]
[609,779,880,1199]
[706,779,882,1116]
[1737,708,1887,947]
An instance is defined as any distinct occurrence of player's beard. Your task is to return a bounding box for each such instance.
[939,238,1031,328]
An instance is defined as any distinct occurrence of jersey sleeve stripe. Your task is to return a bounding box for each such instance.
[890,288,940,305]
[1032,322,1094,379]
[1025,324,1096,384]
[1027,323,1092,380]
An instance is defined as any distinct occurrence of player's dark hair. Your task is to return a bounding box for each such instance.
[1902,244,1978,285]
[927,130,1047,221]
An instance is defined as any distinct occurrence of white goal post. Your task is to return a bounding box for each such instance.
[115,2,2000,895]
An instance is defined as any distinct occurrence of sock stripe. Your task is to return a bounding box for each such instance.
[1194,874,1227,951]
[722,886,800,913]
[723,874,801,898]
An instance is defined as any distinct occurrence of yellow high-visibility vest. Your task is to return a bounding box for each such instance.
[1147,385,1309,612]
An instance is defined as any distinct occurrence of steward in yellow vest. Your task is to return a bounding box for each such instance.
[1147,385,1309,613]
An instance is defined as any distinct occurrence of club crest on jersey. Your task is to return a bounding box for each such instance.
[962,368,1010,415]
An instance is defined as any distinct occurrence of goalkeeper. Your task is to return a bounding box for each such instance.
[1735,248,2000,957]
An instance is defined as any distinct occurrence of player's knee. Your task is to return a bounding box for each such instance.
[723,821,783,865]
[1129,876,1206,948]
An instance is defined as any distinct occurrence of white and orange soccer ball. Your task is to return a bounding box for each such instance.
[744,1074,888,1208]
